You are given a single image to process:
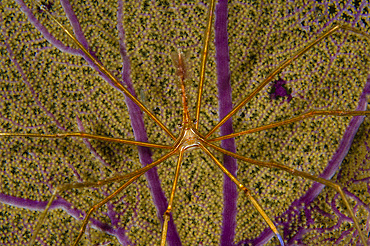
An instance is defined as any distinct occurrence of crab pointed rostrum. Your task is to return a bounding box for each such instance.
[0,0,370,245]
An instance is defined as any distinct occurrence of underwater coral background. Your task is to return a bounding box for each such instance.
[0,0,370,245]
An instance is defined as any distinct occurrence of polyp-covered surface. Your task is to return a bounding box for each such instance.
[0,0,369,245]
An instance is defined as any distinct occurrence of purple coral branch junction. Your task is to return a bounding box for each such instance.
[11,0,182,245]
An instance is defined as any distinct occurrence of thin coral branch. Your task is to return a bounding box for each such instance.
[30,149,177,245]
[204,141,368,245]
[32,0,176,140]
